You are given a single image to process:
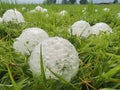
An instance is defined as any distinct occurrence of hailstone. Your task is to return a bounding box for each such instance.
[2,9,24,23]
[35,6,43,11]
[68,20,91,38]
[58,10,68,16]
[90,22,112,35]
[95,9,98,12]
[45,14,49,17]
[22,7,26,11]
[117,12,120,18]
[13,28,49,55]
[29,9,36,13]
[29,37,80,81]
[81,8,86,13]
[99,88,115,90]
[42,8,48,13]
[103,8,110,12]
[35,6,48,13]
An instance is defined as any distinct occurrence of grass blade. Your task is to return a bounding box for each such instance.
[6,64,19,90]
[102,64,120,79]
[40,45,47,90]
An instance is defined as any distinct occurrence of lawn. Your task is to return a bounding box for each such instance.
[0,3,120,90]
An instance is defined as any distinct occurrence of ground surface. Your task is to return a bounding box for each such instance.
[0,4,120,90]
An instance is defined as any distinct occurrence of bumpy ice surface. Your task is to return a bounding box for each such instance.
[2,9,24,23]
[13,28,49,55]
[90,22,112,35]
[69,20,91,38]
[29,37,80,81]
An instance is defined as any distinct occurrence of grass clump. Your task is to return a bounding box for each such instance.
[0,3,120,90]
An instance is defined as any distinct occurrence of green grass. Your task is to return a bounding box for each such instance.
[0,3,120,90]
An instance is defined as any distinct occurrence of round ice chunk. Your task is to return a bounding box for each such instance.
[2,9,24,23]
[29,37,80,81]
[69,20,91,38]
[90,22,112,35]
[13,27,49,55]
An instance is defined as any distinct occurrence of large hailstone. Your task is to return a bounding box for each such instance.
[90,22,112,35]
[2,9,24,23]
[29,37,80,81]
[68,20,91,38]
[13,28,49,55]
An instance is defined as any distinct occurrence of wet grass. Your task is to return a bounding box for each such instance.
[0,3,120,90]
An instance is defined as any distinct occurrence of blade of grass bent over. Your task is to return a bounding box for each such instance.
[40,45,48,90]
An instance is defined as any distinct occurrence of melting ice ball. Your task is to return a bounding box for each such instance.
[58,10,68,16]
[29,37,80,81]
[30,6,48,13]
[90,22,112,35]
[13,28,49,55]
[68,20,91,38]
[2,9,24,23]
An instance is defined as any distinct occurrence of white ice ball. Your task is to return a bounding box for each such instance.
[103,8,110,12]
[42,8,48,13]
[58,10,68,16]
[29,37,80,81]
[95,9,98,12]
[81,8,86,13]
[45,14,49,17]
[22,7,26,11]
[90,22,112,35]
[117,12,120,18]
[2,9,24,23]
[13,28,49,55]
[29,9,36,13]
[35,6,43,11]
[35,6,48,13]
[69,20,91,38]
